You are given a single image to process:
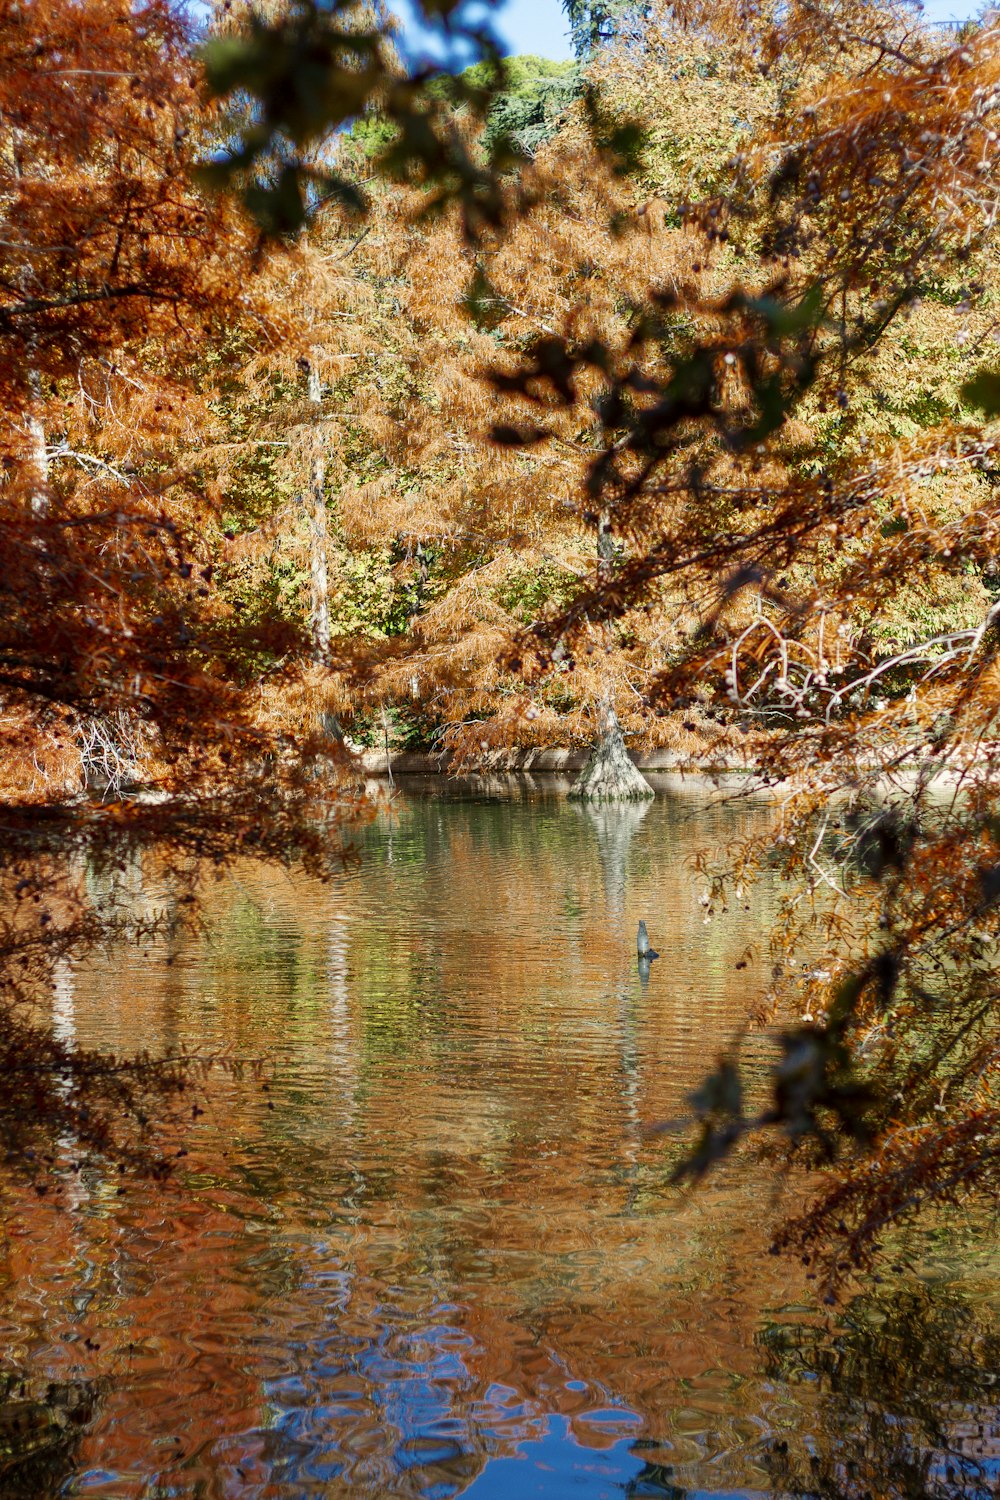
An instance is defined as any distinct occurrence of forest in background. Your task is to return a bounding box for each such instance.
[149,13,1000,778]
[4,0,1000,1290]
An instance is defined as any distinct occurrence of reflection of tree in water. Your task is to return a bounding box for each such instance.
[623,1456,689,1497]
[0,1375,102,1500]
[578,800,652,925]
[758,1280,1000,1498]
[577,800,652,1185]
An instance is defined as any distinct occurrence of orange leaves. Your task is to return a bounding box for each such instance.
[0,0,349,804]
[0,0,258,402]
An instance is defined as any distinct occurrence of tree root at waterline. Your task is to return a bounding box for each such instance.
[568,699,654,803]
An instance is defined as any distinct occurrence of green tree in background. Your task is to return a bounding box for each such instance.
[434,55,583,153]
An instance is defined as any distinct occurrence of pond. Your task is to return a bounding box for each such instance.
[3,778,999,1497]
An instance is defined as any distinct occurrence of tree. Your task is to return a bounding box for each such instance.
[200,8,707,801]
[207,0,1000,1284]
[495,1,1000,1283]
[2,0,254,773]
[0,0,363,1173]
[219,84,718,792]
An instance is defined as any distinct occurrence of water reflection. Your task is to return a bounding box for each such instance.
[0,778,993,1496]
[759,1266,1000,1499]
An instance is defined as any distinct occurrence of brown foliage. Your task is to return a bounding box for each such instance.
[0,0,253,406]
[241,0,1000,1277]
[0,0,370,1174]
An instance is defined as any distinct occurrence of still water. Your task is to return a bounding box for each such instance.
[3,778,999,1497]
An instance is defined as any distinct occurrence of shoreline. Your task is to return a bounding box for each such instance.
[358,746,971,803]
[357,746,777,800]
[356,746,757,776]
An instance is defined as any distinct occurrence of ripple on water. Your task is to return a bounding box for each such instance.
[3,784,994,1498]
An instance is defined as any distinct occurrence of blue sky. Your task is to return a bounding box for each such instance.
[393,0,983,65]
[393,0,575,63]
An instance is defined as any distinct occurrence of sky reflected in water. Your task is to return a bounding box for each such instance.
[1,777,997,1498]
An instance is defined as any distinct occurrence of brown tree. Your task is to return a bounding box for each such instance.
[208,0,1000,1280]
[0,0,364,1174]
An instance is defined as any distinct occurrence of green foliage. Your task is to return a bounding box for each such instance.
[200,2,512,237]
[349,704,439,751]
[347,113,399,160]
[353,55,583,164]
[494,561,583,622]
[330,544,407,639]
[901,389,953,429]
[216,550,309,677]
[853,573,989,656]
[477,57,582,156]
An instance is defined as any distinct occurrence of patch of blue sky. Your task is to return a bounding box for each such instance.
[390,0,984,67]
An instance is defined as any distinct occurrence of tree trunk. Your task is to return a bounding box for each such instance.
[309,450,329,658]
[26,367,48,514]
[26,411,47,513]
[570,501,654,800]
[17,127,48,515]
[578,797,652,915]
[306,364,330,660]
[568,694,654,802]
[596,508,615,581]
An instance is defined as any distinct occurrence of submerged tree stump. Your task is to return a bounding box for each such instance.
[568,697,655,803]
